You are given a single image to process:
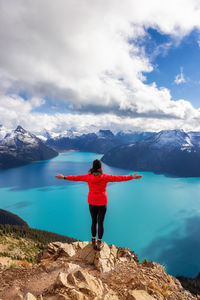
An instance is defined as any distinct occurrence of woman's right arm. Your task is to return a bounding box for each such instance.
[54,174,89,181]
[55,174,65,179]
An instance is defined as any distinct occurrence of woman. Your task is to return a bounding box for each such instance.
[55,159,142,251]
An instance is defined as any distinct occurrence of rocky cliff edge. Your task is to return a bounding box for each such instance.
[0,240,198,300]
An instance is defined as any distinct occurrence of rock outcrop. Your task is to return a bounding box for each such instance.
[37,241,138,274]
[0,241,198,300]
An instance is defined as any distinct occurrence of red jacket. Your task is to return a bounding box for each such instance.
[64,173,134,205]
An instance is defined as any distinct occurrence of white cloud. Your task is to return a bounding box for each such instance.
[30,97,45,108]
[1,93,200,134]
[0,0,200,132]
[174,67,186,85]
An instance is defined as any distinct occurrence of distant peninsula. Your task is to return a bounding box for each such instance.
[0,209,29,227]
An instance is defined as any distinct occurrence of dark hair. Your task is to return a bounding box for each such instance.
[88,159,103,174]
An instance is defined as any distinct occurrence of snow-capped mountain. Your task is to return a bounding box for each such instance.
[96,130,114,138]
[102,129,200,177]
[0,125,58,169]
[56,129,82,139]
[0,124,11,141]
[35,129,60,142]
[1,125,40,148]
[116,131,155,143]
[187,131,200,147]
[35,128,83,142]
[147,129,193,151]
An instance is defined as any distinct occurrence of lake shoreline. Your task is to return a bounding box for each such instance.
[58,149,79,153]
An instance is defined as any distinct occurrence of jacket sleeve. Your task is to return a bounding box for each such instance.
[64,174,89,182]
[104,174,134,182]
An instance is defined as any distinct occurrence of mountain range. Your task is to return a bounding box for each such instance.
[45,129,155,153]
[1,125,200,176]
[101,129,200,177]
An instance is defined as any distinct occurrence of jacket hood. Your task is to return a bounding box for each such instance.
[89,173,104,182]
[93,171,101,176]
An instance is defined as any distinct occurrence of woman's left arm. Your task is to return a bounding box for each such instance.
[54,174,89,182]
[104,173,142,182]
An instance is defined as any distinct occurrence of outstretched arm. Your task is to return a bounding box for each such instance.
[132,173,142,179]
[55,174,65,179]
[104,173,142,182]
[54,173,89,182]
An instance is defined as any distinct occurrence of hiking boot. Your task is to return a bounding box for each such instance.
[91,237,97,250]
[96,239,104,251]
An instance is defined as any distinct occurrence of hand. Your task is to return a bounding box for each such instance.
[132,173,142,179]
[54,174,64,179]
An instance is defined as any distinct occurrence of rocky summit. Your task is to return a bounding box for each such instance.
[0,240,198,300]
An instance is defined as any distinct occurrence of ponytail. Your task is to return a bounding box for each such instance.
[88,167,104,174]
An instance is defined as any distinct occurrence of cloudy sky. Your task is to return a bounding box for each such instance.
[1,0,200,134]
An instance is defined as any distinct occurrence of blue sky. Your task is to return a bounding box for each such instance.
[144,28,200,108]
[0,0,200,134]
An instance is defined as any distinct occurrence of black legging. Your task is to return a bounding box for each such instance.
[89,204,107,239]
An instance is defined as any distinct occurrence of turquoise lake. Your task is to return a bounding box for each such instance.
[1,151,200,277]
